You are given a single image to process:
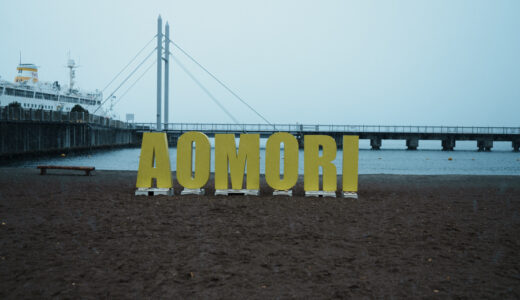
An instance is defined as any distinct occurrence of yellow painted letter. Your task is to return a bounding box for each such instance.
[176,132,211,189]
[342,136,359,193]
[136,132,172,188]
[304,135,337,192]
[265,132,299,190]
[215,134,260,190]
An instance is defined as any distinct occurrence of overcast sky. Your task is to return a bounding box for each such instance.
[1,0,519,126]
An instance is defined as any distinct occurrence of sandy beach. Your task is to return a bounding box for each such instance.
[0,168,519,298]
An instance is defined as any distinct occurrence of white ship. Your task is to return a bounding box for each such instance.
[0,58,103,113]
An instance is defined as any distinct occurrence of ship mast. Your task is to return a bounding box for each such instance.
[67,55,78,93]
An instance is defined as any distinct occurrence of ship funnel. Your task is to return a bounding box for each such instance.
[15,63,38,84]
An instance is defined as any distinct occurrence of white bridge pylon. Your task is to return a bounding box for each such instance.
[154,15,272,131]
[103,15,271,128]
[156,15,171,131]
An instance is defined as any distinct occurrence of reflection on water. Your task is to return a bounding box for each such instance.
[4,140,520,175]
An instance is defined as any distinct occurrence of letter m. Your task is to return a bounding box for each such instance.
[215,134,260,190]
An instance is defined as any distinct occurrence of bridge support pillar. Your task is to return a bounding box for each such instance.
[442,138,455,151]
[167,134,178,147]
[406,138,419,150]
[477,140,493,152]
[334,135,343,149]
[513,140,520,152]
[295,134,304,149]
[370,138,381,150]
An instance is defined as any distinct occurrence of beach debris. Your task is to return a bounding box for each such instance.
[189,272,194,279]
[446,276,450,280]
[448,157,453,161]
[1,222,5,226]
[60,153,66,157]
[1,256,5,260]
[427,258,432,262]
[433,289,439,293]
[72,282,76,286]
[261,285,267,289]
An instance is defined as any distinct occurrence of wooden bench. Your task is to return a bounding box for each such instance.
[37,165,95,176]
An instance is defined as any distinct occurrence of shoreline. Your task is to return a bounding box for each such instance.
[2,145,519,176]
[2,167,520,195]
[1,168,519,298]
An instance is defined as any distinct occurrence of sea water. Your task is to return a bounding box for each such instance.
[5,139,520,175]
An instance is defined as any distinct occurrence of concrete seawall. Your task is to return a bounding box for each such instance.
[0,121,140,159]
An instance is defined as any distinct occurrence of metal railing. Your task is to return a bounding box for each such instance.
[133,123,520,135]
[4,106,517,135]
[0,106,129,129]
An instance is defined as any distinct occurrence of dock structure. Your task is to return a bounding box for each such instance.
[134,123,520,152]
[0,107,139,158]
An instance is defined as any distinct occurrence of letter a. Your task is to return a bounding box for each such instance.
[136,132,172,188]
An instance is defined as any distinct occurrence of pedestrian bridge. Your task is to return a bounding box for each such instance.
[133,123,520,151]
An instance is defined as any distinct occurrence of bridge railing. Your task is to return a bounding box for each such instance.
[135,123,520,135]
[0,106,130,129]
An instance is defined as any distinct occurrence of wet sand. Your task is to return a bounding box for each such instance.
[0,168,519,298]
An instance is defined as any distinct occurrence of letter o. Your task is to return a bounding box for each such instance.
[265,132,299,191]
[176,132,211,189]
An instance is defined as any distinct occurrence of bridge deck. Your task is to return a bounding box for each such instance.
[132,123,520,151]
[134,123,520,135]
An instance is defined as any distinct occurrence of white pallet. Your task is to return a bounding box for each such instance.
[273,190,293,196]
[343,192,359,199]
[135,188,174,196]
[305,191,337,198]
[215,189,259,196]
[180,188,205,195]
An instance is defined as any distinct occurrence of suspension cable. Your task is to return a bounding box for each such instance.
[171,54,240,125]
[170,41,272,125]
[112,59,157,107]
[93,46,156,114]
[101,35,157,93]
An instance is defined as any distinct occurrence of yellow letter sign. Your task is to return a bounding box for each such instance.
[215,134,260,191]
[265,132,299,191]
[342,135,359,194]
[135,132,172,188]
[304,135,337,194]
[176,132,211,189]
